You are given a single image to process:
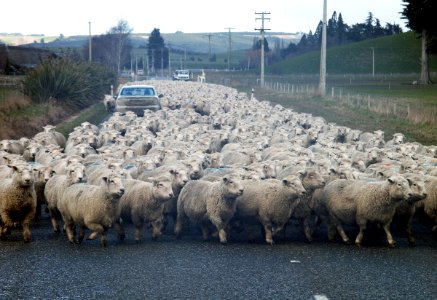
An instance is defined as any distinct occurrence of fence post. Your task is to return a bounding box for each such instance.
[331,87,334,98]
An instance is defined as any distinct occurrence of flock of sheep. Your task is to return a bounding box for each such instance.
[0,80,436,248]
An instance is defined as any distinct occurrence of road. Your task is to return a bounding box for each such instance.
[1,214,436,300]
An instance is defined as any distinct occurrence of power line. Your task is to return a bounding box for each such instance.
[255,12,270,87]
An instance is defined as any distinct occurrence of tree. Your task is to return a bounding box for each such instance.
[147,28,168,72]
[402,0,437,84]
[84,20,132,74]
[109,20,133,75]
[336,13,347,44]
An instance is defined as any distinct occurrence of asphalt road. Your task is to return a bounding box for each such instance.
[0,214,436,300]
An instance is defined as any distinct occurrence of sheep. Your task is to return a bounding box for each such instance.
[0,162,37,242]
[287,168,326,242]
[174,173,244,243]
[0,139,25,155]
[321,175,412,247]
[31,163,56,218]
[44,163,86,233]
[116,177,174,242]
[421,175,437,233]
[104,95,116,112]
[57,172,125,247]
[392,173,427,246]
[385,133,406,148]
[234,175,306,244]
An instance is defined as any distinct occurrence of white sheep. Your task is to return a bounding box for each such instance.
[0,162,37,242]
[321,175,412,247]
[234,175,306,244]
[174,173,244,243]
[116,177,174,242]
[58,172,125,247]
[44,163,86,233]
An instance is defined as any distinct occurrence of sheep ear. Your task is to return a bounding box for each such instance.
[169,169,177,175]
[102,176,109,183]
[406,178,413,186]
[282,179,289,186]
[387,176,396,184]
[222,176,229,183]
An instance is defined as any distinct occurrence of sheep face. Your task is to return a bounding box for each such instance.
[68,164,85,183]
[169,169,189,188]
[387,176,413,202]
[222,174,244,198]
[152,177,174,201]
[299,169,326,191]
[281,175,306,197]
[405,176,427,203]
[11,164,34,187]
[101,174,125,198]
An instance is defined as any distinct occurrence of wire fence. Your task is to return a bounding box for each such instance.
[262,80,437,125]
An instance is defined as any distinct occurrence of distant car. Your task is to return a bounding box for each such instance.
[115,85,162,116]
[173,69,190,81]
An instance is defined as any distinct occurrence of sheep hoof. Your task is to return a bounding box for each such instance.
[388,241,397,248]
[266,239,274,245]
[344,239,353,245]
[355,242,362,248]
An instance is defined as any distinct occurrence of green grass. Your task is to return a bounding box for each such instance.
[270,32,437,75]
[56,103,107,137]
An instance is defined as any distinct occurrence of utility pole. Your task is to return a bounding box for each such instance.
[224,27,234,71]
[204,34,213,59]
[318,0,327,97]
[88,21,92,62]
[255,12,270,88]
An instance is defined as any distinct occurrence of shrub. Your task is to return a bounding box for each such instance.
[22,58,117,109]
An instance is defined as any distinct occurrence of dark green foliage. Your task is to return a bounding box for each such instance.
[147,28,169,70]
[22,58,117,109]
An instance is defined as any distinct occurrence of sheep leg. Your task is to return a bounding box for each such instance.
[383,223,396,248]
[200,225,210,241]
[48,208,60,233]
[209,216,228,244]
[22,221,32,243]
[65,223,76,244]
[303,216,314,243]
[355,222,367,246]
[134,223,143,242]
[336,224,352,244]
[406,205,416,246]
[78,225,86,244]
[174,213,185,239]
[86,223,104,244]
[151,219,163,241]
[263,222,274,245]
[115,220,125,241]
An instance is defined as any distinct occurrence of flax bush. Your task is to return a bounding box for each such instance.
[22,58,117,109]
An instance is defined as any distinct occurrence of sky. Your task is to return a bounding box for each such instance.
[1,0,407,36]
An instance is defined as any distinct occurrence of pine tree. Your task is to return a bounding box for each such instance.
[402,0,437,84]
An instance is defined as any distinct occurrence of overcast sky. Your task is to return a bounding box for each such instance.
[1,0,407,36]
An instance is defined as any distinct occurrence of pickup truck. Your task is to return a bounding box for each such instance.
[173,70,190,81]
[115,84,162,116]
